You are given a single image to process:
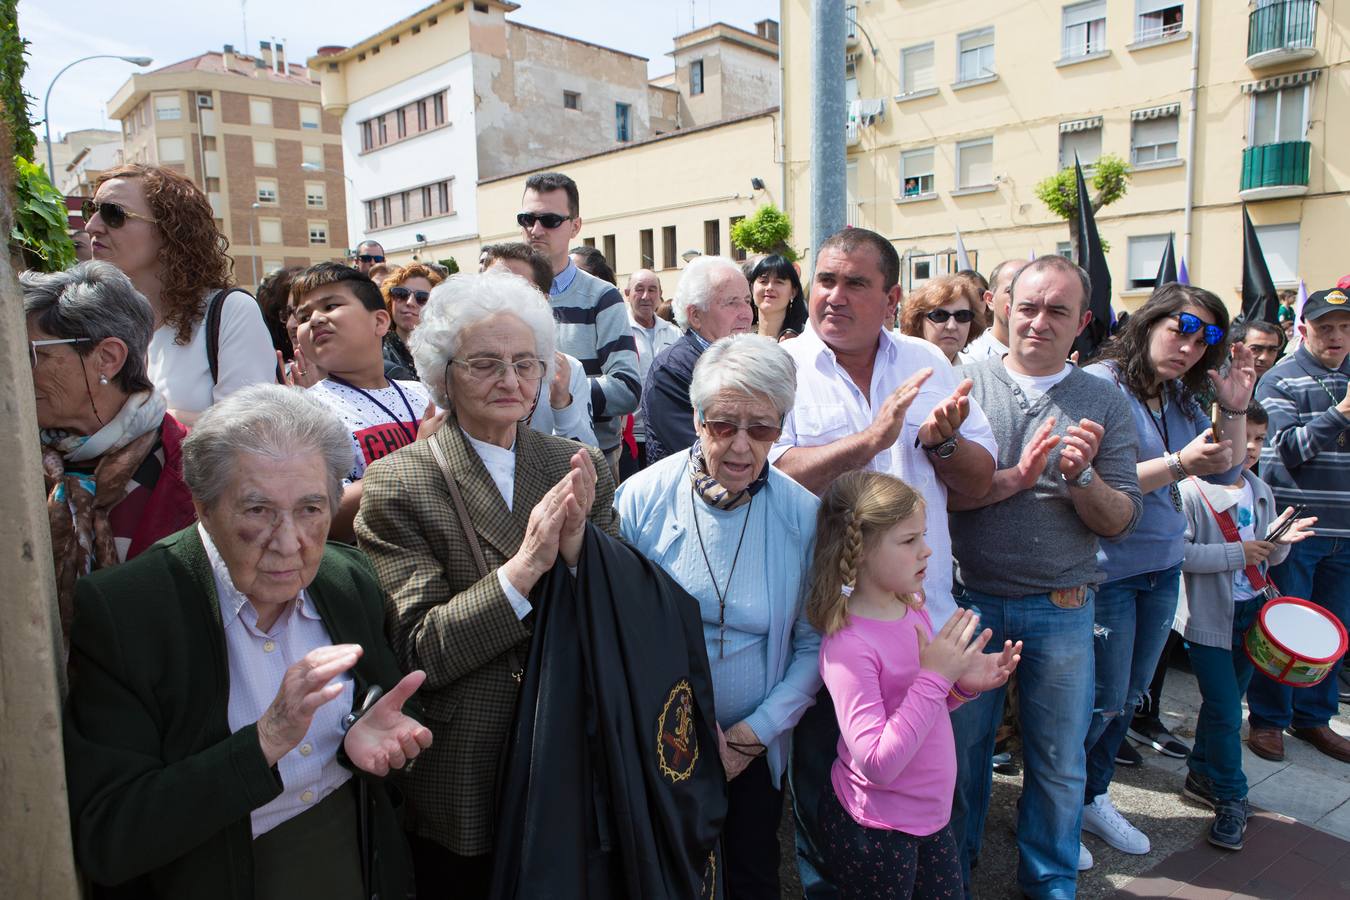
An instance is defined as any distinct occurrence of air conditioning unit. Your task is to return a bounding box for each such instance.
[196,94,214,109]
[846,121,860,147]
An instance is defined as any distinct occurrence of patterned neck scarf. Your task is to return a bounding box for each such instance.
[687,439,770,511]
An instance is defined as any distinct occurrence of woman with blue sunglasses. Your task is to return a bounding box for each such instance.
[1077,284,1256,858]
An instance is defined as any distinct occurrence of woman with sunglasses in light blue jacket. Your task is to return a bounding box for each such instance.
[1077,283,1256,859]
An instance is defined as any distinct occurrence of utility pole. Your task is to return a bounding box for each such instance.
[810,0,847,260]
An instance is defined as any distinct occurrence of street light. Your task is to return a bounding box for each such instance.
[43,55,153,179]
[300,161,355,186]
[246,202,261,288]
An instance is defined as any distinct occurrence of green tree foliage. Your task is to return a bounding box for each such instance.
[437,257,460,274]
[730,203,798,261]
[0,0,35,162]
[12,156,76,271]
[1034,155,1130,256]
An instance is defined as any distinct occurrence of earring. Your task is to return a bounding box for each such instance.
[98,374,109,385]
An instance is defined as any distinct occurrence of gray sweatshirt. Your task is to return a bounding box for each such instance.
[1174,471,1290,649]
[951,358,1142,597]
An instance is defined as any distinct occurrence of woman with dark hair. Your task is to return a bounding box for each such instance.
[256,266,305,361]
[747,254,808,342]
[1077,284,1255,857]
[569,245,618,286]
[86,164,277,424]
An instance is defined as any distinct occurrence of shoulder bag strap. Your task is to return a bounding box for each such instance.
[205,289,228,385]
[426,436,490,579]
[1189,477,1270,591]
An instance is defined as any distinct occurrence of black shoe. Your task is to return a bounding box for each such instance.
[1129,717,1191,759]
[1182,771,1216,809]
[1208,798,1250,851]
[1115,740,1143,767]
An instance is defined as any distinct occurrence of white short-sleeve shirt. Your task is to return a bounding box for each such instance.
[771,326,998,626]
[146,289,278,415]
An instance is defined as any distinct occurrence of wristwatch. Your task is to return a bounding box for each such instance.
[922,434,960,459]
[1064,467,1095,488]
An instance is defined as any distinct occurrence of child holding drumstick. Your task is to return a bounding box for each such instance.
[806,471,1020,898]
[1175,402,1316,850]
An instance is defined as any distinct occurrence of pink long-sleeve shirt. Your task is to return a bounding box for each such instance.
[819,606,959,836]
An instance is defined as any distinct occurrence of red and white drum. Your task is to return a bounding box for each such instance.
[1244,596,1349,688]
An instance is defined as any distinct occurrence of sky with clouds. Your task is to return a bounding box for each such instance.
[23,0,780,143]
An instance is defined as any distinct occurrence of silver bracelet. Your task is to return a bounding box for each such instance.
[1165,452,1187,482]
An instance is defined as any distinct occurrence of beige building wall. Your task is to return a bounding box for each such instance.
[782,0,1349,312]
[106,51,349,291]
[672,23,781,127]
[413,110,783,296]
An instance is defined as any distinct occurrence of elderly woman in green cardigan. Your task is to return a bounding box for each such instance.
[63,385,431,900]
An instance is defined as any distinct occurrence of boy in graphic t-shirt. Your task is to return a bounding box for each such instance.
[291,262,431,540]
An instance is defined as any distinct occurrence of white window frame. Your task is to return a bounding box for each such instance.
[900,147,936,197]
[153,94,181,121]
[1126,234,1171,290]
[955,137,994,189]
[255,178,278,205]
[252,139,276,167]
[249,97,273,127]
[308,222,328,246]
[299,104,322,130]
[956,28,996,83]
[305,181,327,209]
[900,42,936,95]
[690,59,705,96]
[1062,0,1108,58]
[1131,114,1180,164]
[1248,84,1310,147]
[1059,124,1103,169]
[1135,0,1184,42]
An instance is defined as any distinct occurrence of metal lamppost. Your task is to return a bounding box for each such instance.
[43,55,153,179]
[246,202,261,288]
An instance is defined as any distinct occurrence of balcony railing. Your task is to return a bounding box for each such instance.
[1247,0,1317,65]
[1240,140,1311,197]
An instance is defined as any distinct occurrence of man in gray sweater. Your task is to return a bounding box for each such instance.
[946,255,1142,899]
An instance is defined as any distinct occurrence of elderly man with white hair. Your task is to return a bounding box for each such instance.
[641,255,754,463]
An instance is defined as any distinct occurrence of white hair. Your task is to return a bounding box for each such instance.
[672,255,746,330]
[689,334,797,420]
[182,384,353,510]
[410,271,558,409]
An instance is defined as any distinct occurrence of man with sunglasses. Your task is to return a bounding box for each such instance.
[1247,288,1350,764]
[353,241,386,276]
[518,172,640,479]
[291,262,430,542]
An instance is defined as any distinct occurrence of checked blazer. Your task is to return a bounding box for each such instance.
[355,421,618,856]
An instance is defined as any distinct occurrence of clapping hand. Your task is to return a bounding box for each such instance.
[558,449,598,567]
[257,645,363,766]
[344,670,434,777]
[1015,418,1062,490]
[956,639,1022,695]
[918,378,974,449]
[916,608,993,684]
[1058,418,1104,480]
[867,368,933,451]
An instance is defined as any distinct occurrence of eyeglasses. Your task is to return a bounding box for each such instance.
[925,308,977,324]
[30,337,92,367]
[81,199,157,229]
[389,286,431,305]
[357,254,385,264]
[516,212,573,230]
[449,356,548,381]
[698,416,784,442]
[1174,312,1226,346]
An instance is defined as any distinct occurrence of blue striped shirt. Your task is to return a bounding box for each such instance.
[1255,346,1350,537]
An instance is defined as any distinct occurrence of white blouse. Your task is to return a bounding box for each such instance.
[146,289,277,416]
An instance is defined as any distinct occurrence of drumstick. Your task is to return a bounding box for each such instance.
[1266,504,1308,543]
[1210,401,1222,443]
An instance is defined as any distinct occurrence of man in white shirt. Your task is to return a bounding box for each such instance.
[770,227,997,628]
[623,268,680,478]
[961,257,1027,362]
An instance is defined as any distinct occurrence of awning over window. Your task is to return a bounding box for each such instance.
[1059,116,1103,133]
[1241,68,1320,95]
[1131,102,1181,121]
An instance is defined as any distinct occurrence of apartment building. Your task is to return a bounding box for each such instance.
[780,0,1348,308]
[106,44,349,290]
[308,0,782,264]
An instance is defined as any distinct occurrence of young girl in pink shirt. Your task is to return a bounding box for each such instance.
[807,471,1021,898]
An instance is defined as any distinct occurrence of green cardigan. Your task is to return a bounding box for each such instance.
[63,526,414,899]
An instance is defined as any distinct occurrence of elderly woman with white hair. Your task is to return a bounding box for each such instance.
[354,272,617,898]
[63,384,431,900]
[641,254,754,464]
[24,261,198,646]
[617,334,822,899]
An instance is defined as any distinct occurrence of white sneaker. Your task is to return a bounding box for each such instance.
[1082,793,1151,855]
[1078,842,1093,871]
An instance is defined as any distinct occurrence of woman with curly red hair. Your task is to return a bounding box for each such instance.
[380,262,444,380]
[898,275,987,365]
[86,164,276,424]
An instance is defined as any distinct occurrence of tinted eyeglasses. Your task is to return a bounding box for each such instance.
[357,254,385,264]
[516,212,573,230]
[925,308,976,324]
[389,286,431,305]
[450,357,548,381]
[1174,312,1226,346]
[81,199,158,229]
[699,416,784,442]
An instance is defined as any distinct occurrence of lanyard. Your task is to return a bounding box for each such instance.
[689,488,753,659]
[1191,477,1270,592]
[326,375,419,445]
[1146,387,1172,451]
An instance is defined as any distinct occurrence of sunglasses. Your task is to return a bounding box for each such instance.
[81,199,158,229]
[1174,312,1226,346]
[389,286,431,305]
[516,212,573,230]
[925,308,976,324]
[699,416,784,442]
[357,254,385,263]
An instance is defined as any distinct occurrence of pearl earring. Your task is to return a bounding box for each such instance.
[98,374,109,385]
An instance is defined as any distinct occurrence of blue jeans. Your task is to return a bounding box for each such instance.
[1248,536,1350,729]
[1084,564,1182,802]
[948,589,1095,899]
[1186,597,1262,801]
